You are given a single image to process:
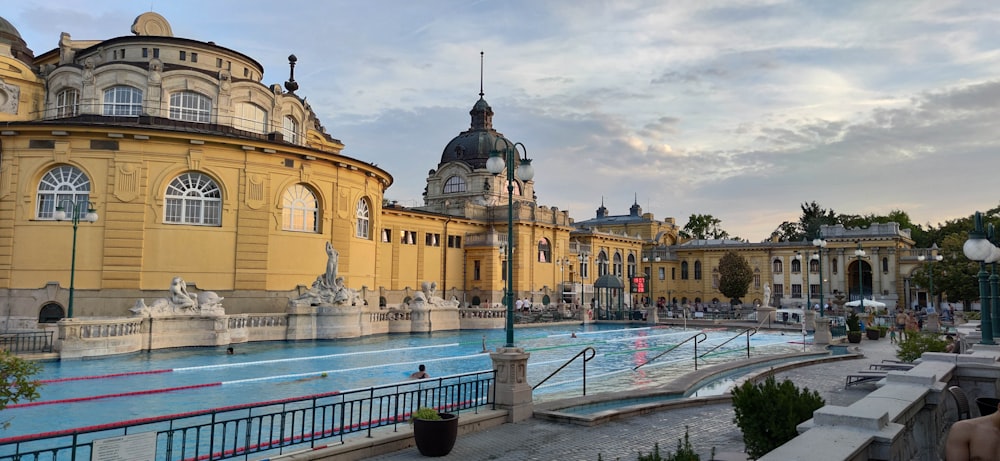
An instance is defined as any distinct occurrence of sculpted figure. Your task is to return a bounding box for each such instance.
[763,283,771,307]
[170,276,196,309]
[325,242,339,289]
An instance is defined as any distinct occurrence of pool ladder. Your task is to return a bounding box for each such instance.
[533,346,597,396]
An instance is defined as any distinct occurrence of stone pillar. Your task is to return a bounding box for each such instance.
[814,317,832,345]
[925,312,940,332]
[757,306,776,326]
[804,310,816,332]
[646,305,658,324]
[489,347,533,422]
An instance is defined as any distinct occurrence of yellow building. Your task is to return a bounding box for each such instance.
[0,12,929,331]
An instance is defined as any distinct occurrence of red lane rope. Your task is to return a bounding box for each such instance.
[39,368,173,384]
[7,382,221,408]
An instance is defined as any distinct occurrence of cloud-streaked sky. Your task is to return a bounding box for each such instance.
[9,1,1000,241]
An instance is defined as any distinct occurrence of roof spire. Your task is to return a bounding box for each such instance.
[479,51,485,98]
[284,54,299,93]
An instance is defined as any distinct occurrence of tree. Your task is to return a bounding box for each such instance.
[769,201,837,242]
[680,214,730,240]
[0,350,42,429]
[718,251,753,305]
[912,233,980,308]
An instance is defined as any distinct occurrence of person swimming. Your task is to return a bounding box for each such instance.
[409,364,430,379]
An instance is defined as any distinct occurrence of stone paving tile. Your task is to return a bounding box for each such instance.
[369,337,901,461]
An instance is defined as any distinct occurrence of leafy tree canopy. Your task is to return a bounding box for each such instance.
[680,214,731,240]
[718,251,753,304]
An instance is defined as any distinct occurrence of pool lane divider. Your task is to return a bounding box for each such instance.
[18,353,493,408]
[38,342,461,384]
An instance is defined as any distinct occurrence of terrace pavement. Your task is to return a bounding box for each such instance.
[369,328,902,461]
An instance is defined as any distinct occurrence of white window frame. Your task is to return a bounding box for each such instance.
[103,86,143,116]
[282,184,319,233]
[164,172,222,226]
[355,199,370,239]
[56,89,80,118]
[283,115,299,144]
[169,91,212,123]
[234,102,268,133]
[36,166,90,219]
[443,176,467,193]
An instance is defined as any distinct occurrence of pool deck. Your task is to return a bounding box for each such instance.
[368,332,899,461]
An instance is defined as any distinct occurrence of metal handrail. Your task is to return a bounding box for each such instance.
[533,346,597,395]
[633,332,707,371]
[699,327,757,359]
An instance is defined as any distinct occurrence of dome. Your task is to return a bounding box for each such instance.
[0,16,22,41]
[0,16,34,64]
[438,96,519,170]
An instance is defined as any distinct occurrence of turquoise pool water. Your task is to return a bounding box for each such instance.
[3,324,806,439]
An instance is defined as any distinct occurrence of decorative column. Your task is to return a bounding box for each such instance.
[489,347,533,422]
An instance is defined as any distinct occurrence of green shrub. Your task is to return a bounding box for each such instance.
[846,312,860,331]
[0,350,42,429]
[731,374,824,459]
[409,406,441,422]
[964,311,981,320]
[896,332,947,362]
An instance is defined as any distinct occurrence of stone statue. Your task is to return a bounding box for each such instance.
[170,276,196,309]
[763,283,771,307]
[408,281,459,310]
[130,276,226,317]
[325,242,339,289]
[290,242,357,308]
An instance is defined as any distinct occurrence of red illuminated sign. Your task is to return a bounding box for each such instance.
[631,276,647,293]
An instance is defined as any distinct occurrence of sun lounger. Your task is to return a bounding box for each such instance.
[869,362,914,371]
[845,371,887,388]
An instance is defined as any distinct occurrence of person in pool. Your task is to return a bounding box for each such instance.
[409,364,430,379]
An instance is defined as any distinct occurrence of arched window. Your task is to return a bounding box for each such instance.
[597,251,609,277]
[36,165,90,219]
[694,260,702,280]
[791,259,802,273]
[283,116,299,144]
[537,238,551,263]
[234,102,268,133]
[832,258,838,274]
[443,176,467,193]
[613,252,623,277]
[103,86,143,116]
[681,261,689,280]
[169,91,212,122]
[355,198,370,239]
[164,172,222,226]
[772,259,783,273]
[809,259,820,273]
[627,254,636,278]
[56,88,79,117]
[882,257,889,273]
[282,184,318,232]
[38,302,64,323]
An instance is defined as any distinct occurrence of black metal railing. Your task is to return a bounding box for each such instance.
[699,328,756,359]
[633,332,708,371]
[533,347,596,395]
[0,370,495,461]
[0,331,54,354]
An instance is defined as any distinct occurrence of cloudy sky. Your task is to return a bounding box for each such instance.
[8,1,1000,241]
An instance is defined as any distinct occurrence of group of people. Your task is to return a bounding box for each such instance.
[893,308,923,342]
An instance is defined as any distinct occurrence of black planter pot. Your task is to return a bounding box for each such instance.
[866,329,881,340]
[847,332,862,344]
[413,413,458,457]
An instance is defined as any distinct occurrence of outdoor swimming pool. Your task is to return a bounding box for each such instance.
[3,324,808,439]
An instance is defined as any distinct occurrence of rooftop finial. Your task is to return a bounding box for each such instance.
[284,54,299,93]
[479,51,485,98]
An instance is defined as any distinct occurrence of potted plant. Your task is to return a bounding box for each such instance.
[410,406,458,457]
[866,325,881,340]
[846,312,862,343]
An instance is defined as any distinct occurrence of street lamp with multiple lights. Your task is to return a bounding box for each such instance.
[487,139,533,347]
[54,200,99,319]
[963,211,999,344]
[813,235,828,317]
[917,246,943,311]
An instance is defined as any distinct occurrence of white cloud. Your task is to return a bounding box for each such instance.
[8,0,1000,240]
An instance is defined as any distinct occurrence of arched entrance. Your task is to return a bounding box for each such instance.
[848,260,873,301]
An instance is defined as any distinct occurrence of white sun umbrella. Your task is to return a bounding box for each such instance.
[845,298,886,308]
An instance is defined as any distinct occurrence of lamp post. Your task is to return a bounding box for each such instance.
[813,235,827,317]
[854,241,866,314]
[986,224,1000,340]
[962,211,996,345]
[487,139,533,347]
[917,246,943,311]
[54,200,99,319]
[578,252,588,308]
